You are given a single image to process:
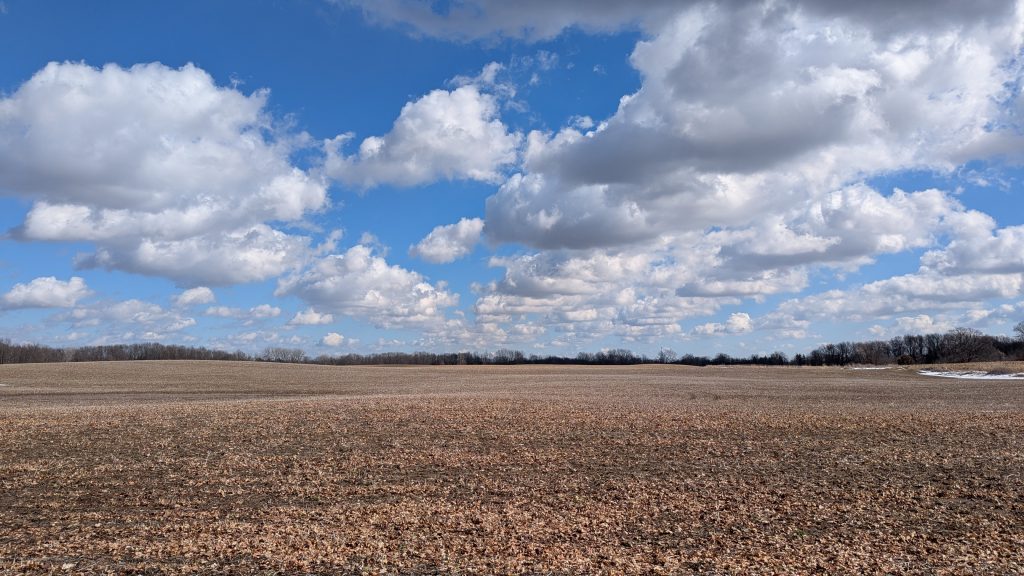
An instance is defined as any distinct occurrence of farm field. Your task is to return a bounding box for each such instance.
[1,361,1022,574]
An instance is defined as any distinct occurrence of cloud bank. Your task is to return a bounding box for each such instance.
[0,62,326,286]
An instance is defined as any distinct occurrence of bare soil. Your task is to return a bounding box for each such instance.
[1,361,1022,574]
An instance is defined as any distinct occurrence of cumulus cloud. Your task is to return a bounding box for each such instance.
[485,3,1022,251]
[6,4,1024,351]
[321,332,346,347]
[289,308,334,326]
[434,0,1024,346]
[410,217,484,263]
[472,180,1005,344]
[172,287,215,307]
[867,308,1018,339]
[338,1,1024,350]
[204,306,238,318]
[693,313,755,336]
[773,271,1024,328]
[921,219,1024,275]
[469,246,730,346]
[275,244,458,328]
[324,85,520,188]
[1,276,91,309]
[60,299,197,340]
[892,315,952,335]
[350,0,1015,42]
[703,186,971,275]
[865,273,1024,303]
[73,225,312,286]
[221,330,285,348]
[204,304,281,320]
[0,62,325,285]
[250,304,282,318]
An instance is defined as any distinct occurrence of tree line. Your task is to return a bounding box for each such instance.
[1,323,1022,366]
[0,340,249,365]
[793,326,1024,366]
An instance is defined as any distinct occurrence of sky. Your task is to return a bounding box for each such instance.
[1,0,1024,358]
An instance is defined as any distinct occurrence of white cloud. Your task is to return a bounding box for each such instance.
[321,332,346,347]
[693,313,755,336]
[1,276,91,309]
[695,186,970,277]
[466,245,731,347]
[173,287,215,307]
[204,304,281,320]
[275,244,458,328]
[74,224,311,286]
[5,5,1024,353]
[0,62,325,285]
[250,304,282,318]
[868,310,1011,339]
[324,85,520,188]
[224,330,283,346]
[449,61,514,96]
[485,4,1021,251]
[774,271,1024,328]
[349,0,1015,42]
[205,306,238,318]
[289,308,334,326]
[410,217,484,263]
[62,299,196,338]
[922,221,1024,275]
[247,305,280,317]
[893,315,952,335]
[452,1,1024,346]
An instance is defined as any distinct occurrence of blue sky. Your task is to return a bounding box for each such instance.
[2,0,1024,357]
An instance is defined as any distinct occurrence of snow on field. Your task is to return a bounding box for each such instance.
[851,367,892,371]
[919,370,1024,380]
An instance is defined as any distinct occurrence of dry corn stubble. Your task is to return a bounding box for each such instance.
[1,361,1022,574]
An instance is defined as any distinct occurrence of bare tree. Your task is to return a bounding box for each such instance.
[492,349,525,364]
[259,347,307,363]
[1014,321,1024,342]
[940,327,999,363]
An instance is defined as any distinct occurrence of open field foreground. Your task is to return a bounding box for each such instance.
[1,362,1022,575]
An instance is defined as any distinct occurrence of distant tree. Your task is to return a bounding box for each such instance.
[493,349,525,364]
[575,352,594,364]
[678,353,709,366]
[259,347,307,363]
[940,327,1000,364]
[855,341,891,365]
[888,337,909,359]
[711,353,732,366]
[923,333,944,363]
[1014,321,1024,342]
[657,348,678,364]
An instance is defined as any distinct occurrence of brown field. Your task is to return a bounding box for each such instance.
[1,361,1022,575]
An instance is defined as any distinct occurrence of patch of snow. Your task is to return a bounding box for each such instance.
[918,370,1024,380]
[850,367,891,370]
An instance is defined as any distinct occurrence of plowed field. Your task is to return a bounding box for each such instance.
[1,362,1022,574]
